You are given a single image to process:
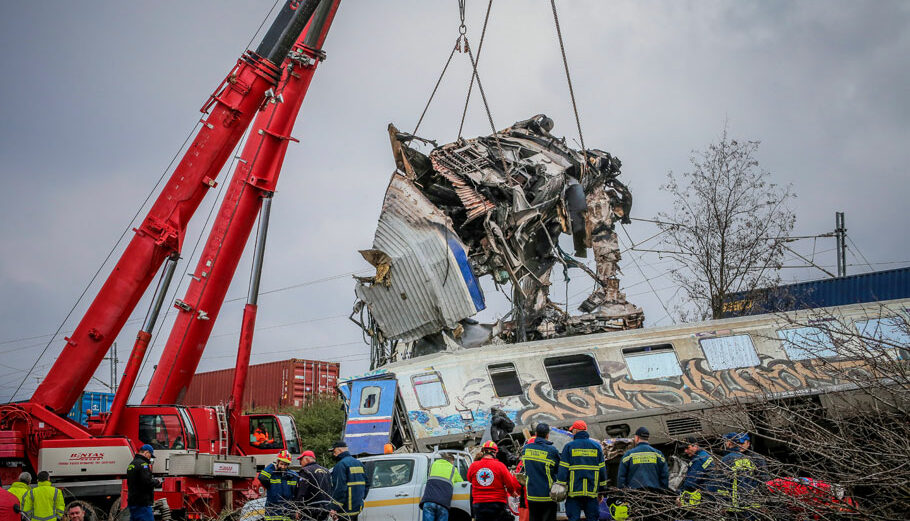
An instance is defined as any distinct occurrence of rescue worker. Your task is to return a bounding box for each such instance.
[678,436,716,508]
[520,423,560,521]
[717,433,768,520]
[616,427,669,521]
[253,424,276,448]
[27,472,64,521]
[126,445,160,521]
[296,450,332,521]
[7,473,32,514]
[420,452,464,521]
[0,476,24,521]
[328,441,369,521]
[467,441,520,521]
[555,421,607,521]
[258,451,300,521]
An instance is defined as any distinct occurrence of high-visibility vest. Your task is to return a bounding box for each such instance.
[27,482,64,521]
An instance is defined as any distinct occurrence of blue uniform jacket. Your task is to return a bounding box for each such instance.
[258,464,300,519]
[521,438,561,502]
[682,449,716,492]
[555,431,607,498]
[717,449,769,509]
[616,442,669,490]
[330,451,370,515]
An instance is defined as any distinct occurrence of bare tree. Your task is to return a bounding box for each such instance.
[657,127,796,319]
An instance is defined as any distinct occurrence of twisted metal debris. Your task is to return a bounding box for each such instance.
[353,115,643,367]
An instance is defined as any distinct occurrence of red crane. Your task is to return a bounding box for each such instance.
[142,0,340,408]
[0,0,341,515]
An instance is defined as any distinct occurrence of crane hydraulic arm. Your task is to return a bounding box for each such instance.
[142,0,341,406]
[28,0,325,415]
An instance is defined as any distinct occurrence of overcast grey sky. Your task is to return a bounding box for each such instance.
[1,1,908,403]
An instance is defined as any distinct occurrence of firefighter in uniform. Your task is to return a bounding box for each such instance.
[258,450,300,521]
[678,436,716,510]
[556,421,607,521]
[328,441,369,521]
[616,427,669,521]
[468,441,520,521]
[520,423,560,521]
[717,433,768,520]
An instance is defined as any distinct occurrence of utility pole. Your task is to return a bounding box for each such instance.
[835,212,847,278]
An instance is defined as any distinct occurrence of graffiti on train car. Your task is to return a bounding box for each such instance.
[404,355,870,438]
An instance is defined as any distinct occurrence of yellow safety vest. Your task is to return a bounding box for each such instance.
[27,482,64,521]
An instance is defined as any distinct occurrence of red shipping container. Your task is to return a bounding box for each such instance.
[182,358,339,410]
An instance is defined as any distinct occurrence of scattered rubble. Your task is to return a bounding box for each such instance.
[352,115,643,366]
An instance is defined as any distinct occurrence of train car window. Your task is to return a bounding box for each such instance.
[622,344,683,380]
[855,317,910,358]
[412,372,449,408]
[699,335,761,370]
[544,354,603,390]
[778,327,838,360]
[359,386,382,415]
[488,363,522,397]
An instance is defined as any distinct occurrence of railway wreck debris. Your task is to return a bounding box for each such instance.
[352,115,643,363]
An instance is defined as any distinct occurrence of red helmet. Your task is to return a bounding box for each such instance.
[276,450,292,463]
[482,440,498,452]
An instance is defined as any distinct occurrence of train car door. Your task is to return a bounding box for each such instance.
[344,379,398,455]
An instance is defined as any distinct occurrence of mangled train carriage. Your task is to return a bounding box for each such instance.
[338,297,910,456]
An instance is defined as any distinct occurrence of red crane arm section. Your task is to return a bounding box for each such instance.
[143,1,340,406]
[30,53,284,414]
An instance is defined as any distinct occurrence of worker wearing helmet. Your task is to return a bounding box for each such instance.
[467,440,520,521]
[555,421,607,521]
[258,451,300,521]
[716,433,768,519]
[328,441,369,520]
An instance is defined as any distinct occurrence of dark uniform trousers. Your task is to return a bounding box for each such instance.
[527,501,558,521]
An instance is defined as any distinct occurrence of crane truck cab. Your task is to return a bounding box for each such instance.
[83,406,301,471]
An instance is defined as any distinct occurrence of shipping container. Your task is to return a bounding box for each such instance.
[182,359,340,410]
[722,266,910,318]
[68,391,115,426]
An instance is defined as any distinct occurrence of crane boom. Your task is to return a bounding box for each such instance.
[29,0,324,415]
[142,0,340,406]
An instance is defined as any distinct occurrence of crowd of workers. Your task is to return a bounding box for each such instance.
[458,420,781,521]
[257,441,369,521]
[2,423,850,521]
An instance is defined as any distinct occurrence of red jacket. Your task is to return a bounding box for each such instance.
[0,487,21,521]
[468,455,520,504]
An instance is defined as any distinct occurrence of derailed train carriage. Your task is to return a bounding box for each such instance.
[338,297,910,456]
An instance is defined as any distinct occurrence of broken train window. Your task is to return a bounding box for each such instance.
[488,363,522,397]
[544,354,603,390]
[622,344,683,380]
[699,334,761,370]
[412,372,449,409]
[359,386,382,415]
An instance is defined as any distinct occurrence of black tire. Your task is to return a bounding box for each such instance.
[110,497,130,521]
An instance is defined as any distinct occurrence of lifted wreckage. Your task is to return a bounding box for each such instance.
[352,115,643,366]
